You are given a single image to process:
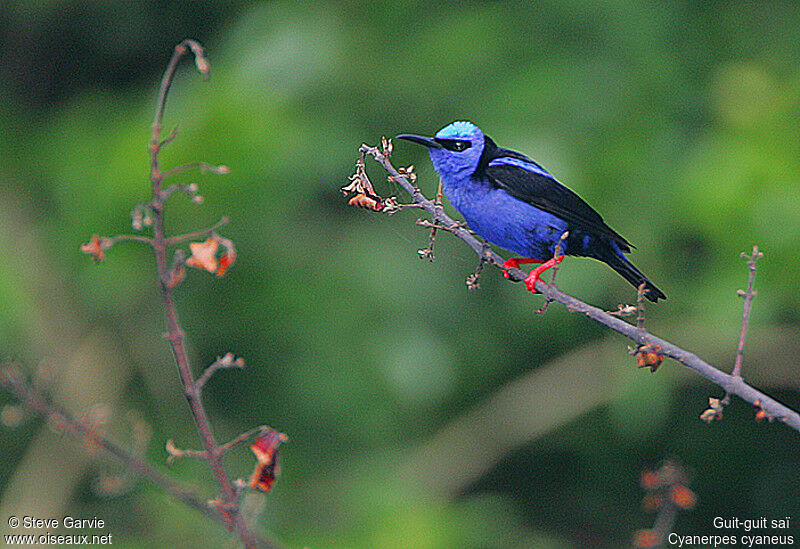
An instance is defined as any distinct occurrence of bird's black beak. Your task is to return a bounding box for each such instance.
[396,134,443,149]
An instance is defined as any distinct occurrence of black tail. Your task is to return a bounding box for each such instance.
[603,252,666,302]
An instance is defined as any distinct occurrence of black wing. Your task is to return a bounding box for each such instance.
[480,146,633,252]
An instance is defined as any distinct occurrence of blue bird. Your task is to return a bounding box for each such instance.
[397,121,665,302]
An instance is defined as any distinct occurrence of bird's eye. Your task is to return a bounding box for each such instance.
[437,139,472,152]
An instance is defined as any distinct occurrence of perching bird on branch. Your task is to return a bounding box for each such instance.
[398,121,666,302]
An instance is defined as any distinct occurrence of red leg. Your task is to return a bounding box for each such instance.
[524,255,564,293]
[503,257,545,279]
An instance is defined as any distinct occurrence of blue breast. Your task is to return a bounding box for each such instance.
[442,174,569,259]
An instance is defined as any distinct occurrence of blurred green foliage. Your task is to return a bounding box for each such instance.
[1,1,799,547]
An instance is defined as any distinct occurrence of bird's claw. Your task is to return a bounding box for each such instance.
[524,271,543,293]
[502,257,544,279]
[521,255,564,294]
[502,259,515,279]
[502,258,519,279]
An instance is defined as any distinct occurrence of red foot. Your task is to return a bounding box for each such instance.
[503,257,544,278]
[524,255,564,293]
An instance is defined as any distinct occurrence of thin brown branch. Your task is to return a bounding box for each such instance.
[418,179,443,261]
[150,40,208,160]
[196,353,245,392]
[732,246,761,379]
[636,283,647,332]
[466,245,492,290]
[358,143,800,434]
[2,366,277,548]
[415,219,463,233]
[167,426,281,465]
[161,182,202,203]
[218,425,282,457]
[548,231,568,287]
[535,231,569,314]
[0,366,214,522]
[165,438,209,465]
[647,503,679,549]
[147,40,266,548]
[720,246,762,408]
[629,283,665,373]
[166,216,230,245]
[161,125,179,148]
[109,234,154,246]
[163,162,231,180]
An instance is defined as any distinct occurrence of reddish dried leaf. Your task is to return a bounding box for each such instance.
[700,407,722,423]
[348,192,384,212]
[636,344,665,373]
[80,235,113,262]
[249,430,287,493]
[216,249,236,277]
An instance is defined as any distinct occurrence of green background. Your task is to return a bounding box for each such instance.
[1,1,799,547]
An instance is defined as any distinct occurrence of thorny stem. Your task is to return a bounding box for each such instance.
[359,143,800,435]
[148,41,266,548]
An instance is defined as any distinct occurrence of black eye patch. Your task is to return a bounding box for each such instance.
[435,139,472,152]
